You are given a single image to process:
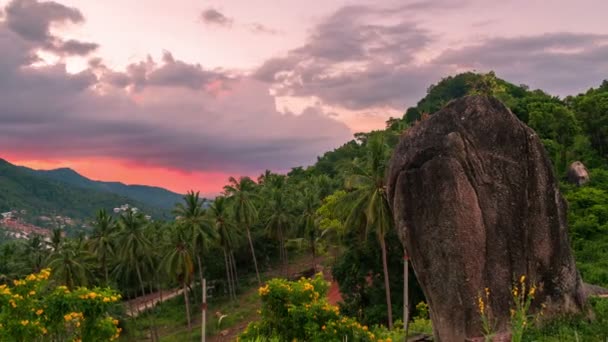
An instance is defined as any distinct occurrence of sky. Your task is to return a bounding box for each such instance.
[1,0,607,196]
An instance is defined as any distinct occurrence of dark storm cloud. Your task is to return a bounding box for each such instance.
[4,0,97,55]
[200,8,233,27]
[435,32,608,95]
[254,5,439,110]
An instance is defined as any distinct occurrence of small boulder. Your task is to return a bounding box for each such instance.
[567,161,590,186]
[388,96,587,341]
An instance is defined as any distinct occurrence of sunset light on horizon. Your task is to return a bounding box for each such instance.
[1,0,607,194]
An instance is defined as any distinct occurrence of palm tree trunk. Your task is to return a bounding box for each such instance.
[223,248,234,300]
[102,253,109,286]
[197,254,205,303]
[246,226,261,284]
[230,251,240,289]
[136,264,157,341]
[310,236,316,272]
[379,237,393,329]
[404,254,410,340]
[182,282,192,331]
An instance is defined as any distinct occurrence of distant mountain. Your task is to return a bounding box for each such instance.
[0,158,172,220]
[31,167,184,210]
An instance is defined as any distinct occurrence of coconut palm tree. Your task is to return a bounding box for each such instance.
[298,189,319,271]
[341,133,395,329]
[89,209,116,285]
[266,189,292,271]
[115,210,151,299]
[162,224,195,332]
[223,176,261,284]
[46,239,92,289]
[208,196,239,300]
[173,191,217,299]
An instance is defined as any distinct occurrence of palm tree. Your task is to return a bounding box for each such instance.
[24,234,47,273]
[115,210,151,300]
[89,209,116,285]
[46,239,92,289]
[298,188,320,271]
[173,191,217,300]
[266,189,292,272]
[341,133,395,329]
[224,176,261,284]
[208,196,239,300]
[162,225,195,332]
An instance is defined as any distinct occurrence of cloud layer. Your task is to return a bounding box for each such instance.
[2,0,608,191]
[0,0,352,177]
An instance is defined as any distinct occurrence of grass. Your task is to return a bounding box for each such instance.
[523,297,608,341]
[120,253,318,341]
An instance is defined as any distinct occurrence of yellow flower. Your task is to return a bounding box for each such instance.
[112,319,119,325]
[321,325,326,330]
[484,287,490,298]
[9,300,16,308]
[477,296,485,314]
[103,297,111,302]
[42,327,48,334]
[529,286,536,297]
[20,320,29,326]
[89,292,97,299]
[29,290,36,296]
[36,309,44,315]
[520,275,526,284]
[512,287,518,297]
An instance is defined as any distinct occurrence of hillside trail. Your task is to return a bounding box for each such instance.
[125,288,184,317]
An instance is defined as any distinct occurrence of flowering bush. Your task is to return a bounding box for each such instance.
[0,269,122,341]
[240,274,393,341]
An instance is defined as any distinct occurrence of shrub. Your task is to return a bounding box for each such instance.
[0,268,122,341]
[240,274,394,341]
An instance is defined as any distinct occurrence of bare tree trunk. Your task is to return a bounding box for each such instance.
[246,226,261,284]
[223,248,235,300]
[310,236,316,272]
[136,264,157,341]
[379,237,393,329]
[197,254,205,303]
[183,282,192,332]
[230,251,240,289]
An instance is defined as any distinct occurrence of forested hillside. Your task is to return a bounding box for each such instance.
[0,159,168,220]
[31,167,183,210]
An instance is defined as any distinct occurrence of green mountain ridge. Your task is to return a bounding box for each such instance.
[0,158,174,220]
[28,166,184,210]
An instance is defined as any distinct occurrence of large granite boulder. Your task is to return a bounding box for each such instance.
[387,96,586,341]
[567,161,590,186]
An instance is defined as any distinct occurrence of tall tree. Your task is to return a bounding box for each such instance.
[173,191,217,301]
[224,176,262,284]
[46,239,92,289]
[266,189,292,271]
[209,196,239,300]
[89,209,116,285]
[299,189,319,271]
[115,210,151,300]
[162,225,195,332]
[341,133,395,329]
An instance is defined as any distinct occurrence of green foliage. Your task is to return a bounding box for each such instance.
[523,298,608,341]
[0,268,122,341]
[240,275,395,342]
[0,159,167,220]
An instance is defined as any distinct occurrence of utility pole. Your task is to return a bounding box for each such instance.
[201,278,207,342]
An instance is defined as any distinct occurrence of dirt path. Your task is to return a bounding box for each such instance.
[125,288,184,317]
